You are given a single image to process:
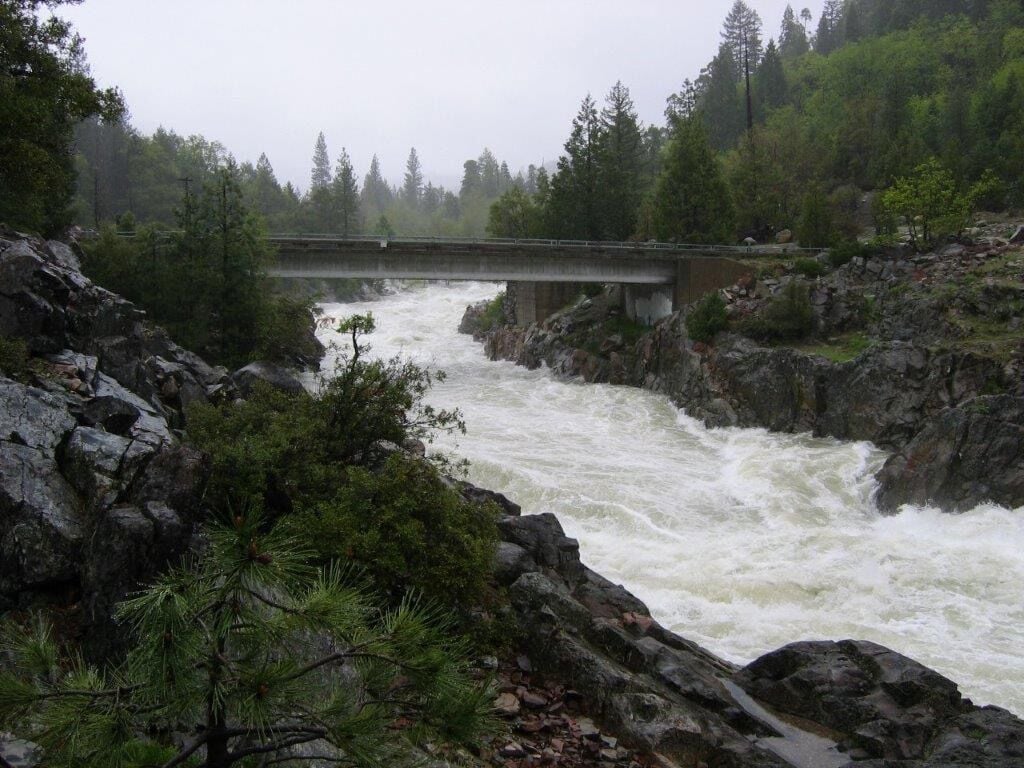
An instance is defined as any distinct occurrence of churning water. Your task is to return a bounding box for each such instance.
[316,281,1024,716]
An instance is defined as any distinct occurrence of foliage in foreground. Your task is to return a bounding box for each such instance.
[0,513,492,768]
[186,314,496,605]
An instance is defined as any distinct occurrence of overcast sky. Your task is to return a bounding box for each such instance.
[60,1,806,192]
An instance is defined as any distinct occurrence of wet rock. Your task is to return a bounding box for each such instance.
[736,640,1024,765]
[230,360,305,396]
[876,395,1024,512]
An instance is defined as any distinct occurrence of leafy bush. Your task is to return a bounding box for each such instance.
[186,314,493,604]
[292,453,497,604]
[0,336,30,380]
[740,282,815,342]
[797,186,835,248]
[686,292,729,343]
[828,240,871,268]
[478,292,508,332]
[879,158,971,250]
[794,257,826,278]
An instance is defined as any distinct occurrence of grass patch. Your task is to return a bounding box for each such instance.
[603,314,650,346]
[798,332,874,363]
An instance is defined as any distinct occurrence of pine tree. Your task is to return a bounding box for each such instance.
[460,159,482,199]
[815,0,845,55]
[478,149,500,197]
[0,512,491,768]
[651,114,735,244]
[700,45,745,150]
[598,80,645,240]
[756,40,788,115]
[402,147,423,208]
[253,152,283,221]
[779,4,810,57]
[333,147,360,236]
[721,0,764,78]
[361,154,391,215]
[0,0,124,235]
[310,131,332,190]
[545,94,602,239]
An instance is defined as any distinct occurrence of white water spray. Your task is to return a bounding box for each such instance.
[316,281,1024,716]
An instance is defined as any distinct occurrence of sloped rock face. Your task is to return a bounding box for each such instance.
[0,232,220,657]
[736,640,1024,766]
[490,502,790,767]
[485,490,1024,767]
[875,396,1024,512]
[0,228,228,431]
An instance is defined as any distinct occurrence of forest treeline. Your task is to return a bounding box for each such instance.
[67,0,1024,251]
[10,0,1024,248]
[491,0,1024,246]
[73,117,541,238]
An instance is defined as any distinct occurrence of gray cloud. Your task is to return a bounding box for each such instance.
[63,0,802,191]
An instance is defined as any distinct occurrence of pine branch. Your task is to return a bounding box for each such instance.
[160,732,208,768]
[227,730,327,761]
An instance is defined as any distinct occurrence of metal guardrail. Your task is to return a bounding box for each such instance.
[113,230,819,256]
[265,233,820,256]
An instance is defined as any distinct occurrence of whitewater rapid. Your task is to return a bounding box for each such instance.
[315,281,1024,716]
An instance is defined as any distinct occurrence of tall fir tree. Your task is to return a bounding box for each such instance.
[651,114,735,244]
[815,0,845,55]
[779,4,810,57]
[402,147,423,208]
[546,94,602,239]
[721,0,764,78]
[598,81,645,240]
[756,40,788,116]
[310,131,331,189]
[701,44,745,150]
[361,154,392,215]
[332,146,360,236]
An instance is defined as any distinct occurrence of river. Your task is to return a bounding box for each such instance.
[315,281,1024,717]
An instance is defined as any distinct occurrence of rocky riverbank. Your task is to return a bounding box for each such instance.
[465,230,1024,513]
[3,230,1024,767]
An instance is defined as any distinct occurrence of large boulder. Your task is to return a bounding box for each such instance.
[736,640,1024,765]
[875,395,1024,512]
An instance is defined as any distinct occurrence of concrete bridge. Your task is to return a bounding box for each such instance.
[267,235,813,324]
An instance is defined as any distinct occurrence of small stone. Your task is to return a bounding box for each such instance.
[499,742,527,758]
[576,717,600,739]
[600,735,618,749]
[495,692,521,716]
[521,691,549,709]
[516,654,533,673]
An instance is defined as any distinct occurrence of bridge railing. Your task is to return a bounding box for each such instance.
[110,230,821,256]
[266,233,821,256]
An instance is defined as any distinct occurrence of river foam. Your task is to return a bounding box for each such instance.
[315,281,1024,716]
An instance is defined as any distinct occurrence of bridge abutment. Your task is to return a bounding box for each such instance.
[508,281,586,326]
[672,257,753,309]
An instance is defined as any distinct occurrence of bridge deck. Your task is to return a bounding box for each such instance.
[267,236,811,283]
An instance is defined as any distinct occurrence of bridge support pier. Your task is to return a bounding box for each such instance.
[507,281,585,326]
[622,285,674,325]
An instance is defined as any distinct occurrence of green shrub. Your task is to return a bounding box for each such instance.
[186,314,493,605]
[828,240,870,268]
[686,292,729,343]
[478,292,508,332]
[741,282,815,342]
[292,453,497,604]
[794,257,826,278]
[0,336,30,380]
